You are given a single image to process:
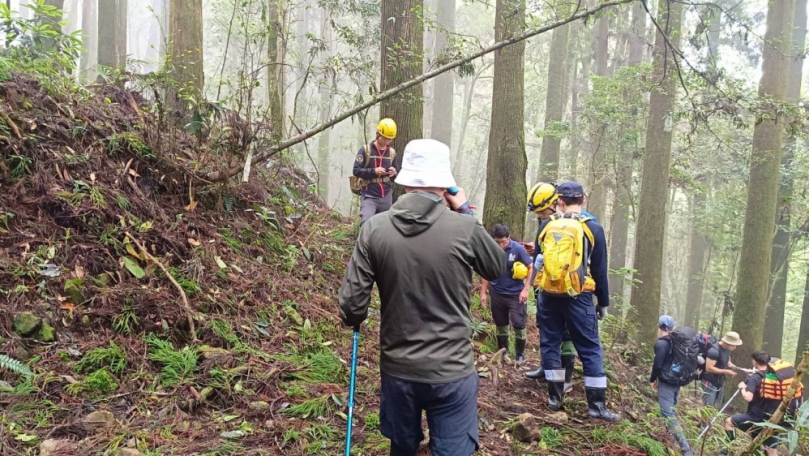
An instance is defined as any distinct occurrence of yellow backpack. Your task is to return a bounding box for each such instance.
[534,213,596,296]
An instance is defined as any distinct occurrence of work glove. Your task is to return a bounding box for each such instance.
[596,306,608,321]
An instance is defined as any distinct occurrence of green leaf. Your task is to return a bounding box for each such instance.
[15,433,38,443]
[223,414,240,422]
[123,257,145,279]
[302,247,312,261]
[215,256,227,269]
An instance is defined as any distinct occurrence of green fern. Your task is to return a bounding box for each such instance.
[90,186,107,208]
[0,354,34,378]
[144,334,198,387]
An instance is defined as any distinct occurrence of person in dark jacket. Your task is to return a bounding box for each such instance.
[533,181,620,422]
[650,315,694,456]
[353,118,398,224]
[339,138,505,456]
[700,331,741,406]
[480,223,533,363]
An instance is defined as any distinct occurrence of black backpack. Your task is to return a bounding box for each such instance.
[660,326,700,386]
[695,332,717,366]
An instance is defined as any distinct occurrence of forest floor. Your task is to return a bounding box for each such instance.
[0,72,742,455]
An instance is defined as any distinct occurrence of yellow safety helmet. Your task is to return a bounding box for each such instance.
[512,261,529,280]
[377,118,397,139]
[526,182,558,213]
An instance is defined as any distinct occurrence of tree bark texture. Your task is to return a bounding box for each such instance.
[79,0,98,82]
[98,0,127,70]
[684,191,709,328]
[266,0,285,139]
[629,0,683,345]
[431,0,455,148]
[537,3,572,183]
[763,0,806,357]
[586,15,609,222]
[380,0,424,200]
[316,10,333,202]
[607,1,644,300]
[483,0,527,239]
[732,0,795,367]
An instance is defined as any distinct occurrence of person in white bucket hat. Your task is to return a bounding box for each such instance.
[339,138,505,456]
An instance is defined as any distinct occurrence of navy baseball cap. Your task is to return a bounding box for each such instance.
[557,181,585,198]
[658,315,675,330]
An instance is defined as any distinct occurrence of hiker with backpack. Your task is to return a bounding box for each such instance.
[723,351,804,456]
[351,118,398,224]
[479,223,533,363]
[339,139,505,456]
[529,181,620,422]
[522,182,576,392]
[700,331,742,407]
[650,315,697,456]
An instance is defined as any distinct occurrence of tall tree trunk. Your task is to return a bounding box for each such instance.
[267,0,286,140]
[316,9,333,202]
[97,0,127,70]
[565,58,580,180]
[629,0,683,345]
[431,0,455,148]
[797,267,809,368]
[293,0,310,131]
[64,0,79,34]
[79,0,98,82]
[483,0,527,238]
[586,15,609,222]
[763,0,806,357]
[536,4,571,183]
[146,0,166,71]
[165,0,203,118]
[607,1,644,301]
[381,0,424,200]
[684,190,709,328]
[732,0,795,367]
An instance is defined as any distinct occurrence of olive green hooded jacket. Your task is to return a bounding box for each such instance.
[339,191,505,383]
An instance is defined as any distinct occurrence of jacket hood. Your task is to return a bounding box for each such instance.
[389,191,447,236]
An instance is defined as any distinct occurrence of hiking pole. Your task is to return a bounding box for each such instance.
[697,388,741,440]
[344,327,360,456]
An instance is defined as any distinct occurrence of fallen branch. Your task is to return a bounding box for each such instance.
[201,0,634,183]
[125,232,198,342]
[736,348,809,455]
[0,111,22,139]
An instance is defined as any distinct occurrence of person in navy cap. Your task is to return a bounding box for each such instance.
[532,181,619,422]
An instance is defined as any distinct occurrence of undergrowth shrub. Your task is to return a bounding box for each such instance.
[75,341,128,374]
[144,334,198,387]
[279,349,346,384]
[282,395,331,419]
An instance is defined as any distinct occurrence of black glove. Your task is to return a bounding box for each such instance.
[596,306,608,320]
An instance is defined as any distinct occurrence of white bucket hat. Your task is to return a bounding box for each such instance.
[394,139,457,189]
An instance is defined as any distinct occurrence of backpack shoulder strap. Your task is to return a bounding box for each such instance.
[363,142,374,168]
[579,218,595,246]
[389,147,396,162]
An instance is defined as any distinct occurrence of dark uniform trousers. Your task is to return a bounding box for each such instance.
[537,292,606,388]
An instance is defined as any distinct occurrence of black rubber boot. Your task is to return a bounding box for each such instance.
[515,339,526,364]
[562,355,575,393]
[547,381,565,411]
[496,335,510,356]
[585,387,621,423]
[525,365,545,379]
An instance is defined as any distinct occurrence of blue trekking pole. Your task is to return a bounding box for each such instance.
[344,327,360,456]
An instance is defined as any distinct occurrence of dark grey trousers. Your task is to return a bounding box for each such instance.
[658,381,692,453]
[360,193,393,223]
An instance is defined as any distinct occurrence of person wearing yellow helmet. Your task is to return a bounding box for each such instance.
[527,181,619,422]
[480,223,534,364]
[353,118,399,223]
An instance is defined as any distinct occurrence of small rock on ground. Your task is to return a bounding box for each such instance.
[512,412,543,443]
[117,449,141,456]
[39,438,78,456]
[13,312,41,336]
[83,410,116,427]
[548,411,568,424]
